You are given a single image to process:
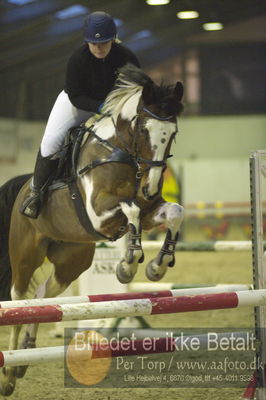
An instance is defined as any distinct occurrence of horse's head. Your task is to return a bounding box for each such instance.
[136,73,184,200]
[102,64,184,200]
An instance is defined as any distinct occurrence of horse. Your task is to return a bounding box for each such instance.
[0,63,184,396]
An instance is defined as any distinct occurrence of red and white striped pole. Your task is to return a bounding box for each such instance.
[0,284,251,309]
[0,337,175,368]
[0,289,266,326]
[0,332,252,368]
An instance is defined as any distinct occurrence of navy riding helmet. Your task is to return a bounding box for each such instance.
[83,11,117,43]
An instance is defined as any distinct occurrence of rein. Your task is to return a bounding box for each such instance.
[78,127,137,176]
[78,112,172,177]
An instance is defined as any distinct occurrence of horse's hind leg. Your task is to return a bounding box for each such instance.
[15,265,47,378]
[16,242,95,379]
[15,325,39,379]
[16,266,50,376]
[12,282,45,381]
[15,276,47,379]
[1,222,47,388]
[0,264,45,394]
[116,201,144,283]
[145,202,184,281]
[0,324,23,396]
[14,262,63,379]
[16,262,52,376]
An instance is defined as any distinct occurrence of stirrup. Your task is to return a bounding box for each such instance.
[19,191,42,219]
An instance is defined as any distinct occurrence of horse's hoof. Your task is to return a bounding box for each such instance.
[116,260,136,284]
[145,260,167,282]
[0,381,16,397]
[16,365,28,378]
[0,370,16,397]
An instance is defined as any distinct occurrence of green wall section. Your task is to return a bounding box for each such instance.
[173,114,266,160]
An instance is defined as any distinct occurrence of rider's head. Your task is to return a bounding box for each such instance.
[83,11,117,58]
[83,11,117,43]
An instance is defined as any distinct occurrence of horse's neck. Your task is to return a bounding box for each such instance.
[119,92,140,122]
[111,93,142,150]
[79,92,141,162]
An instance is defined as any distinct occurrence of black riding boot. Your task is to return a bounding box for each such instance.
[20,151,58,219]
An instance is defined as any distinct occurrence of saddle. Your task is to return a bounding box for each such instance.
[53,114,99,185]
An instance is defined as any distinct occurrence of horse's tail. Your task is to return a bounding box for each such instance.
[0,174,32,301]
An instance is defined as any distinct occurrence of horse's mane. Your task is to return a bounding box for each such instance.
[102,64,152,119]
[102,64,183,120]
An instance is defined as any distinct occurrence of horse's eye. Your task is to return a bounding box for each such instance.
[141,128,148,135]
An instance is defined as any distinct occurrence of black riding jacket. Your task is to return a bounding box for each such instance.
[65,42,140,112]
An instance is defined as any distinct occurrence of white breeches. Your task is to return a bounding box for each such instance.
[40,91,92,157]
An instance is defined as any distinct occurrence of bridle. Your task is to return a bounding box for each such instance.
[78,107,177,197]
[129,106,178,169]
[142,106,175,121]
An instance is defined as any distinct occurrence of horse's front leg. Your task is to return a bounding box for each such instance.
[116,200,144,283]
[145,202,184,281]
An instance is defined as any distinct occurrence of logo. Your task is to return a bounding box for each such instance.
[66,330,111,386]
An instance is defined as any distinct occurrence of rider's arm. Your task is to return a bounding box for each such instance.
[65,50,103,113]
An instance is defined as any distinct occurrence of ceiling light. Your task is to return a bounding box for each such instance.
[7,0,36,4]
[129,30,152,41]
[146,0,170,5]
[55,5,88,20]
[114,18,123,28]
[202,22,223,31]
[177,11,199,19]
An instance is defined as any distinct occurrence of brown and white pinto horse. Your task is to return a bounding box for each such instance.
[0,64,184,395]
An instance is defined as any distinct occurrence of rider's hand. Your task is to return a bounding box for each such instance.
[98,103,104,113]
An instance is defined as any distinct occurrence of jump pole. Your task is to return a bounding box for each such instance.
[0,331,253,368]
[129,282,252,292]
[1,289,266,326]
[142,240,266,252]
[0,284,252,309]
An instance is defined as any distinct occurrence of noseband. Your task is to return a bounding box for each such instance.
[141,106,175,121]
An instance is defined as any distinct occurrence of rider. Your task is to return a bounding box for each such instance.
[20,11,140,219]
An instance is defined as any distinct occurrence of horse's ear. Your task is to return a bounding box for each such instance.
[142,80,156,105]
[174,81,184,102]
